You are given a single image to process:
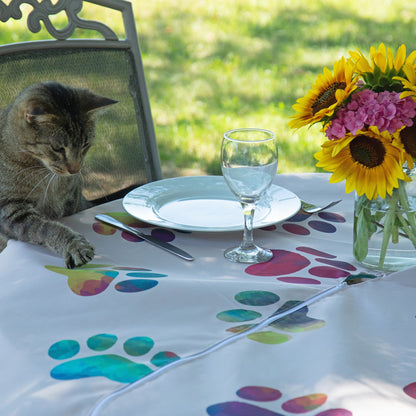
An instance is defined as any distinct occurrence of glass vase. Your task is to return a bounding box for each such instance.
[353,166,416,272]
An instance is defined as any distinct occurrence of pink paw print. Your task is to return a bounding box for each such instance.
[404,382,416,399]
[245,246,377,286]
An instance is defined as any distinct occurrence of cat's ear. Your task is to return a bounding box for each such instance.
[85,94,118,115]
[25,106,56,124]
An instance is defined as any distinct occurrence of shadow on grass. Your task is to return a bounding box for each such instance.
[135,2,416,174]
[1,1,416,176]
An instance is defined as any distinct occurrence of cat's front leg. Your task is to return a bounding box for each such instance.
[0,204,94,268]
[37,222,95,268]
[0,234,7,252]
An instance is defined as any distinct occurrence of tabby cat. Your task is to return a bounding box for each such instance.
[0,81,117,268]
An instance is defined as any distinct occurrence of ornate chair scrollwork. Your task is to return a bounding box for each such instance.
[0,0,162,203]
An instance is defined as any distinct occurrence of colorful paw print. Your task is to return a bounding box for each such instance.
[404,382,416,399]
[282,210,346,236]
[45,264,167,296]
[207,385,352,416]
[92,212,176,243]
[244,246,378,285]
[48,333,180,384]
[216,290,325,344]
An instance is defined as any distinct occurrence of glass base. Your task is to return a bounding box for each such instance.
[356,252,416,273]
[353,182,416,273]
[224,245,273,264]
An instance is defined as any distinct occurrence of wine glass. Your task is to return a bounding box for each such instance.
[221,128,278,263]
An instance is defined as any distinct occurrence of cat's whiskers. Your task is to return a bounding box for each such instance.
[15,165,47,182]
[25,171,54,201]
[0,81,115,268]
[43,173,57,207]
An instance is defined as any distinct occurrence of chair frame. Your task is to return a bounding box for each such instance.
[0,0,162,184]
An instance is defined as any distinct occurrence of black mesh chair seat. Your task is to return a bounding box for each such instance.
[0,0,162,204]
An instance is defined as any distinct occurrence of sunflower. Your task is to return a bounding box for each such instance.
[350,43,405,74]
[396,121,416,167]
[350,43,416,92]
[288,57,357,129]
[314,126,410,200]
[395,61,416,101]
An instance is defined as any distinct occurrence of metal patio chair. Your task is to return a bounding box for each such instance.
[0,0,162,204]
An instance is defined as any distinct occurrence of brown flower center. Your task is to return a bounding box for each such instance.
[400,123,416,158]
[349,135,386,168]
[311,82,346,115]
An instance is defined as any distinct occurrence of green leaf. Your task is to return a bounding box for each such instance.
[354,207,369,261]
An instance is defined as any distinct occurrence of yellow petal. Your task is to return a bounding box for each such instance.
[363,168,376,199]
[387,47,395,69]
[345,166,359,194]
[403,62,416,83]
[394,44,406,70]
[399,91,416,100]
[373,45,387,72]
[406,50,416,66]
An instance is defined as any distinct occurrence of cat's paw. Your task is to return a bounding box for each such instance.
[64,236,95,269]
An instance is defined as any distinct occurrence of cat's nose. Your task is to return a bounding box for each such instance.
[66,162,81,175]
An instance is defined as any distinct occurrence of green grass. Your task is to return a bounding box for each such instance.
[130,0,416,177]
[2,0,416,177]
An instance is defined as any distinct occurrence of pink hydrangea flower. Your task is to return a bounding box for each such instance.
[325,89,416,140]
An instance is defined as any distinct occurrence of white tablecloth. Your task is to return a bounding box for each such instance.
[0,173,415,416]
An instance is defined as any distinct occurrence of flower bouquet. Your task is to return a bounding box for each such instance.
[289,43,416,271]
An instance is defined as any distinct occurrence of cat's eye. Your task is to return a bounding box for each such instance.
[51,145,65,154]
[82,142,91,152]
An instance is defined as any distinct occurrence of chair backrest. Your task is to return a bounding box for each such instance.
[0,0,162,204]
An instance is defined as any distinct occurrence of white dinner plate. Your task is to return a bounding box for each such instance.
[123,176,300,232]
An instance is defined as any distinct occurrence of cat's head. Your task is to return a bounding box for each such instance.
[13,81,117,176]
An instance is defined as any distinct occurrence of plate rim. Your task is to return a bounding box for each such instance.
[122,175,300,232]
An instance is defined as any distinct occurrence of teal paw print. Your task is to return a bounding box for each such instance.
[216,291,325,344]
[48,333,180,383]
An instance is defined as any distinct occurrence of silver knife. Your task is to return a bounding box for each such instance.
[95,214,195,261]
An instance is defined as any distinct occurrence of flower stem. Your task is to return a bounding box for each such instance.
[397,182,416,249]
[397,214,416,246]
[378,190,399,268]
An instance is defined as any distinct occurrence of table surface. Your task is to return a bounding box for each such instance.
[1,173,415,416]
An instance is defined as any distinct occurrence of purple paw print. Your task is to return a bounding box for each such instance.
[93,212,175,243]
[207,385,352,415]
[282,210,346,236]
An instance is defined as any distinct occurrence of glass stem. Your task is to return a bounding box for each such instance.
[241,202,256,250]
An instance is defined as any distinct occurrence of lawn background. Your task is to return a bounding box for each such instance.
[131,0,416,177]
[2,0,416,178]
